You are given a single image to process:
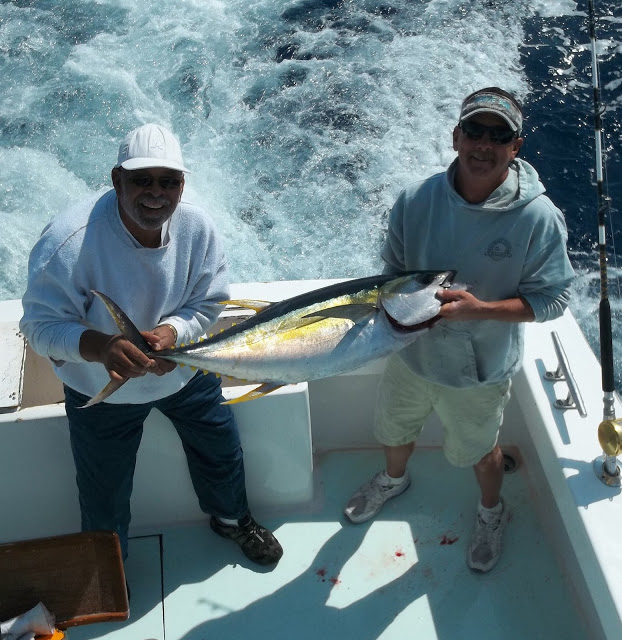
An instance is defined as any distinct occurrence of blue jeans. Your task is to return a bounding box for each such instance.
[64,373,249,558]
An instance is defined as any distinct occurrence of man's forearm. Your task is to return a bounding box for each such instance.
[477,297,535,322]
[437,290,535,323]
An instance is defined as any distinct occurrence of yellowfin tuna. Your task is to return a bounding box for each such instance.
[84,271,458,406]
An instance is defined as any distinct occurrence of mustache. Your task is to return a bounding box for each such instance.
[471,152,495,161]
[138,197,172,207]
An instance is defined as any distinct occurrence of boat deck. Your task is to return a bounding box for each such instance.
[68,448,588,640]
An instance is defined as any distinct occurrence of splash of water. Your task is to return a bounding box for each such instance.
[0,0,531,296]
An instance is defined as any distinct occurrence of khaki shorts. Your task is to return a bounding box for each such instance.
[374,355,511,467]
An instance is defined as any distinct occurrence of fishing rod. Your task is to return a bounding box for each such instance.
[588,0,621,483]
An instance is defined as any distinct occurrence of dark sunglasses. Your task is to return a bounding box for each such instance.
[125,174,183,190]
[459,120,517,145]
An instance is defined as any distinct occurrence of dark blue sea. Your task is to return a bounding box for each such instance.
[0,0,620,383]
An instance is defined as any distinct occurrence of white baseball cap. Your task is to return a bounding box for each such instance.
[115,123,190,173]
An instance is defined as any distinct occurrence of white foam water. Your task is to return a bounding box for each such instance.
[0,0,535,294]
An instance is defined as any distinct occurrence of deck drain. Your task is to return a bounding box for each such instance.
[503,452,519,474]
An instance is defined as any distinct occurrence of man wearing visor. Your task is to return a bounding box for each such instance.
[344,88,574,573]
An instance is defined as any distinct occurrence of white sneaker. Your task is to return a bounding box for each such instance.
[467,498,508,572]
[344,471,411,524]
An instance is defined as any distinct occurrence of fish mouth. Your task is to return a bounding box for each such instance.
[385,310,439,332]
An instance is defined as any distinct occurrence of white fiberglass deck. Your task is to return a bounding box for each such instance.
[68,448,588,640]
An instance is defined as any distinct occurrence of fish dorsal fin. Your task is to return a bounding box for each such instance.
[222,382,285,405]
[219,299,273,313]
[302,303,376,324]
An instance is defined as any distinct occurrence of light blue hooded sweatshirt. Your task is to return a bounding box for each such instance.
[382,158,575,388]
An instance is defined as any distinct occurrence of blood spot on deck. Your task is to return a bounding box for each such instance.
[316,567,340,585]
[394,549,405,557]
[316,568,328,581]
[440,534,459,545]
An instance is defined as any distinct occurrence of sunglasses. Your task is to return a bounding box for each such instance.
[459,120,517,145]
[125,174,183,190]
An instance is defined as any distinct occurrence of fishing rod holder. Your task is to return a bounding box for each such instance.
[544,331,587,417]
[543,335,621,485]
[593,453,622,488]
[593,416,622,487]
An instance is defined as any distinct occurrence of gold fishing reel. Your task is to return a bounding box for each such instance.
[598,418,622,457]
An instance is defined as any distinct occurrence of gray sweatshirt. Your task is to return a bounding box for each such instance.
[382,158,575,387]
[20,189,230,403]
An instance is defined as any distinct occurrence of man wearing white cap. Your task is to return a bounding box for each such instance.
[344,88,575,573]
[21,124,283,569]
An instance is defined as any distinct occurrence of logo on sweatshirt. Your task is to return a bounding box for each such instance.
[485,239,512,261]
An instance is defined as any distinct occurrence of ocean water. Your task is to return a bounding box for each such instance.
[0,0,620,382]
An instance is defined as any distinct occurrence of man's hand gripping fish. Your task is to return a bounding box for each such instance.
[84,271,460,407]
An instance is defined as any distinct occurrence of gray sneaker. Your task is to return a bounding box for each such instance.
[467,498,508,572]
[344,471,411,524]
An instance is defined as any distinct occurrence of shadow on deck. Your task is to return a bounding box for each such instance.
[68,449,588,640]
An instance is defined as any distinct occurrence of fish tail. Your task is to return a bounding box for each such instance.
[79,378,129,408]
[83,291,153,407]
[91,290,152,354]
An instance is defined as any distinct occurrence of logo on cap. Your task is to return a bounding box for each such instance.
[459,89,523,133]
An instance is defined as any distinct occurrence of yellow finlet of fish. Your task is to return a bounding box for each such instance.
[223,382,284,405]
[219,299,273,313]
